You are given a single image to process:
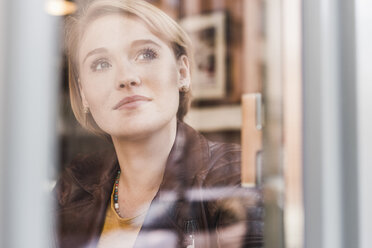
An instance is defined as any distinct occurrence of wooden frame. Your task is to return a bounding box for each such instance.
[180,11,227,100]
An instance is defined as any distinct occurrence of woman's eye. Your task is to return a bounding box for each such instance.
[136,48,158,61]
[91,59,112,72]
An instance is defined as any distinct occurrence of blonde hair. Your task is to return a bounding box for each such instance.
[65,0,193,136]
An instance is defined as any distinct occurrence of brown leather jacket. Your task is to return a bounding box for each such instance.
[55,122,263,248]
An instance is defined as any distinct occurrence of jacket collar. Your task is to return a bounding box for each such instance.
[68,121,210,198]
[67,146,118,197]
[157,121,210,197]
[138,121,211,239]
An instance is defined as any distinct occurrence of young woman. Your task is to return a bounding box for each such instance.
[55,0,262,247]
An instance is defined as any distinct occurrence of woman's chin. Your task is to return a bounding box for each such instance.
[108,117,176,141]
[108,124,154,140]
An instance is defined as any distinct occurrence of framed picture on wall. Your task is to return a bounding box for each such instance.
[180,11,227,100]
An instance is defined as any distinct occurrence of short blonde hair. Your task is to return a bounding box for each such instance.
[65,0,193,136]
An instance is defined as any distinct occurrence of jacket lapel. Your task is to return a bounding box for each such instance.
[134,122,210,247]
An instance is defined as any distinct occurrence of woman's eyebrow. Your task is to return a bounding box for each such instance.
[131,39,161,49]
[83,47,108,64]
[82,40,160,64]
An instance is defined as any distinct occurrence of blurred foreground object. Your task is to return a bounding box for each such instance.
[45,0,77,16]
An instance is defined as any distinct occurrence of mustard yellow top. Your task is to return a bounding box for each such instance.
[96,185,147,248]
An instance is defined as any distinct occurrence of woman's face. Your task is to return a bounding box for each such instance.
[78,14,189,139]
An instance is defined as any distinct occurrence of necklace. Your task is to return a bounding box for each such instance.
[113,170,121,216]
[113,169,148,220]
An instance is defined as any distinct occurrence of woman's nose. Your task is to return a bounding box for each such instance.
[118,78,141,89]
[116,63,141,89]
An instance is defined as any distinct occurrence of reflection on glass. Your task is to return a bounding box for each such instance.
[55,0,263,247]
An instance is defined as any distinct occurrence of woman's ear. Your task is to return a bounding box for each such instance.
[177,55,191,90]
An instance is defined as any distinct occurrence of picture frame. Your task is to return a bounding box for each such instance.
[180,11,227,100]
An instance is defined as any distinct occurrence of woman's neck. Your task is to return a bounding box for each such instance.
[111,119,177,192]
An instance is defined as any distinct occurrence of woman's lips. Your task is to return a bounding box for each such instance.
[113,95,152,110]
